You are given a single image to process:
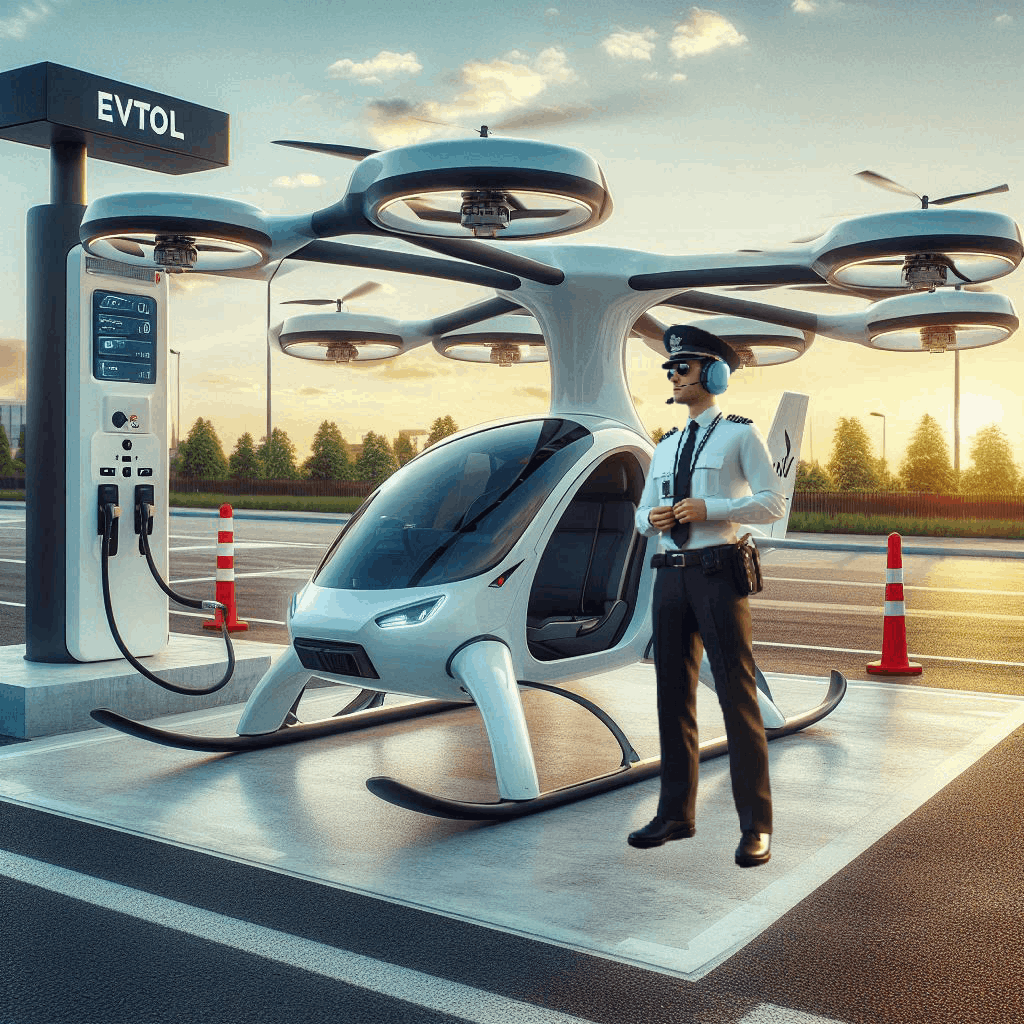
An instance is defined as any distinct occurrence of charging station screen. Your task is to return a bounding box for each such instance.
[93,290,157,384]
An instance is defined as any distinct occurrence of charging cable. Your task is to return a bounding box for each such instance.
[101,500,236,695]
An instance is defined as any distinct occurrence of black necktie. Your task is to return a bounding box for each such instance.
[671,420,700,547]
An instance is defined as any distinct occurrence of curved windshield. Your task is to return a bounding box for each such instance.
[314,419,593,590]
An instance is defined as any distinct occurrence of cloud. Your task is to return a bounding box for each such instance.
[792,0,817,11]
[296,386,330,396]
[364,48,578,146]
[669,7,748,58]
[791,0,854,13]
[545,7,559,16]
[995,13,1013,24]
[272,173,326,188]
[601,28,659,61]
[0,0,52,40]
[670,73,688,82]
[328,50,423,85]
[512,386,549,402]
[0,337,26,401]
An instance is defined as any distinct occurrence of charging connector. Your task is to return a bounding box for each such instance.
[97,485,120,556]
[134,484,155,554]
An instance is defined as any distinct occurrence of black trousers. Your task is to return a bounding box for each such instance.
[652,561,772,834]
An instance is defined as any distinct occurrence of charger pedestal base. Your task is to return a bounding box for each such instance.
[0,633,285,739]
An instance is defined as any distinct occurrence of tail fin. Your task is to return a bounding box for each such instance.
[760,391,808,540]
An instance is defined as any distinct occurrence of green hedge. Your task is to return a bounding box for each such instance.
[789,511,1024,540]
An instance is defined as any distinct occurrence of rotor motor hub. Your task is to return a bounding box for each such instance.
[152,235,199,270]
[920,324,955,353]
[490,343,522,367]
[460,191,514,237]
[902,253,948,290]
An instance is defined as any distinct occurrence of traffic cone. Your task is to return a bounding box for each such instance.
[866,532,920,675]
[203,503,249,633]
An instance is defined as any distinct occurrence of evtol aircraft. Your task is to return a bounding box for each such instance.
[82,133,1020,819]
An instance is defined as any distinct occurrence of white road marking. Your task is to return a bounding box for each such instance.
[754,598,1024,623]
[0,850,591,1024]
[739,1006,847,1024]
[171,569,311,585]
[169,609,286,626]
[765,575,1024,598]
[754,640,1024,668]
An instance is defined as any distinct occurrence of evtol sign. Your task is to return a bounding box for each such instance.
[0,62,228,174]
[96,91,187,141]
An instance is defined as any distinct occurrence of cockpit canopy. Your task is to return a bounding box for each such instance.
[313,419,594,590]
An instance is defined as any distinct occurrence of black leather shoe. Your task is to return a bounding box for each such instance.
[628,816,696,848]
[735,830,771,867]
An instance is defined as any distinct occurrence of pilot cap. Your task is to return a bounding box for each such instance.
[661,324,741,372]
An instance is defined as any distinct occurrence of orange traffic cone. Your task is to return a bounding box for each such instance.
[203,503,249,633]
[866,532,920,675]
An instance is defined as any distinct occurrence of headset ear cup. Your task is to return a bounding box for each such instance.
[701,360,730,395]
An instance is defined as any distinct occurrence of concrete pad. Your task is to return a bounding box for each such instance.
[0,633,285,738]
[0,663,1021,981]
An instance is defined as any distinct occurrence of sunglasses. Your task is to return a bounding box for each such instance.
[666,362,694,380]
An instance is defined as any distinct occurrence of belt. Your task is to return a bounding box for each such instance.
[651,543,737,570]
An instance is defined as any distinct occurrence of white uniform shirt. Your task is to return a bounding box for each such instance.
[636,404,786,551]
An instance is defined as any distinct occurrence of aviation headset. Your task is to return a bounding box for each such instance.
[666,357,731,395]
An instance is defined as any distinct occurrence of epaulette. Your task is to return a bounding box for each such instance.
[660,427,680,442]
[726,414,753,425]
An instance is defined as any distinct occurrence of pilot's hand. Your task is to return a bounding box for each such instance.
[648,505,677,531]
[672,498,707,524]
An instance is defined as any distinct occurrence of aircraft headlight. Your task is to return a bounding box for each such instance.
[375,596,446,629]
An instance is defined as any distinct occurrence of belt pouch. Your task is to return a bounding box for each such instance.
[733,533,764,595]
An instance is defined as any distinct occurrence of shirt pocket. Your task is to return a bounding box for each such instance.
[692,454,725,496]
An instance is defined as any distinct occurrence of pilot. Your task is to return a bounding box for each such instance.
[629,324,785,867]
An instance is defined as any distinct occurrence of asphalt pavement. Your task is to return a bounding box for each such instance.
[1,501,1023,1023]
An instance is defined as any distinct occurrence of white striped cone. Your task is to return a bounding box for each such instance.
[203,502,249,632]
[866,532,920,675]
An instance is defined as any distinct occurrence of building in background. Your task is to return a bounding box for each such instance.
[0,402,25,458]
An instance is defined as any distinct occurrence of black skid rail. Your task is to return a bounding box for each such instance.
[366,671,848,821]
[89,697,469,753]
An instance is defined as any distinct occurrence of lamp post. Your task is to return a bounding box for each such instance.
[870,411,886,481]
[169,348,181,450]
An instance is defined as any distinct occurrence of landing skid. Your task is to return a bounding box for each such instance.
[89,696,467,753]
[367,670,848,821]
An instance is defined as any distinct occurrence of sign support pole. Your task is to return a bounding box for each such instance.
[24,142,87,661]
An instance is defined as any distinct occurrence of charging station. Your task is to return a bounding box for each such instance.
[0,62,227,665]
[65,249,170,660]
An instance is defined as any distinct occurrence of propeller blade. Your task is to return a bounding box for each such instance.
[342,281,382,303]
[931,183,1009,206]
[273,140,378,161]
[196,243,245,253]
[508,207,572,221]
[404,197,462,223]
[108,238,147,258]
[856,170,922,202]
[280,299,338,306]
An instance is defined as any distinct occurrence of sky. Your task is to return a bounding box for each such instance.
[0,0,1023,472]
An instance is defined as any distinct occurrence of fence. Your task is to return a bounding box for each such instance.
[3,476,1021,520]
[169,476,375,498]
[792,491,1024,521]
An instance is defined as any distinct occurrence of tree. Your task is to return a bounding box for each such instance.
[304,421,352,479]
[0,424,12,474]
[15,425,25,467]
[899,413,955,492]
[874,457,903,491]
[258,428,300,479]
[354,431,399,486]
[392,433,418,468]
[650,427,667,445]
[177,418,229,478]
[424,415,459,448]
[960,424,1019,495]
[229,432,262,479]
[795,459,831,491]
[826,417,879,491]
